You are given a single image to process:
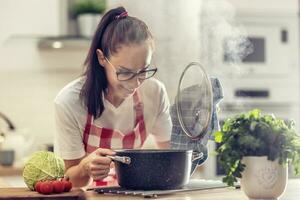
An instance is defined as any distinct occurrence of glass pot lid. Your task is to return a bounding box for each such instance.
[175,62,213,140]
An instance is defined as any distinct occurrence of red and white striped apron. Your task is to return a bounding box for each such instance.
[82,91,147,186]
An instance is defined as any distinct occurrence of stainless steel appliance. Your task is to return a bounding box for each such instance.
[221,15,298,76]
[92,179,230,198]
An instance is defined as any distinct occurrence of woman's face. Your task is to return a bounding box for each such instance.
[97,42,153,99]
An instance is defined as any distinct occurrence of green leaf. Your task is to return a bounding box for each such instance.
[72,0,106,17]
[214,131,223,143]
[249,109,261,119]
[216,108,300,186]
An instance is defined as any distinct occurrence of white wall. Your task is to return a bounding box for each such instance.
[0,0,67,42]
[0,0,85,149]
[227,0,299,15]
[108,0,202,103]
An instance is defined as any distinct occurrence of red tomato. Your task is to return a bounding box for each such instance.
[62,180,72,192]
[52,180,65,193]
[40,181,53,195]
[34,181,43,193]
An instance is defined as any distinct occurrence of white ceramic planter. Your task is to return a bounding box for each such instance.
[241,156,288,200]
[78,14,102,38]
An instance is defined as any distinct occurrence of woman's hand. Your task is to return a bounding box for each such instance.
[80,148,116,181]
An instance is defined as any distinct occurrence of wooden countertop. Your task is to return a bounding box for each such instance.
[0,179,299,199]
[85,179,300,200]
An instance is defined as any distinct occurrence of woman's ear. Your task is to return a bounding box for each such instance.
[96,49,106,66]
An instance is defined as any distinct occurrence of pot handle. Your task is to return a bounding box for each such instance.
[107,155,131,165]
[192,152,204,161]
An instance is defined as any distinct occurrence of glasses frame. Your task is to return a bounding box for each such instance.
[116,68,158,81]
[105,57,158,81]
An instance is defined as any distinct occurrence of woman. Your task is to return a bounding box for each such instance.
[54,7,172,187]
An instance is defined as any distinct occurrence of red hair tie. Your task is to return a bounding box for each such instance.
[115,11,128,19]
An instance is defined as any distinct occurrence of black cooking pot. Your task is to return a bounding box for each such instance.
[114,149,202,190]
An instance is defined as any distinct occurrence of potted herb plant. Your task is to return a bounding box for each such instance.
[72,0,106,38]
[214,109,300,199]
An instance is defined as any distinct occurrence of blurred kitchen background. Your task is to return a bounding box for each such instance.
[0,0,299,186]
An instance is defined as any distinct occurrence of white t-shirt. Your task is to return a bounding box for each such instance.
[54,77,172,160]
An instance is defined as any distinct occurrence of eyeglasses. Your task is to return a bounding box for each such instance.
[105,58,158,81]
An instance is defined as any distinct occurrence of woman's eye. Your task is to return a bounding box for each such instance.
[117,72,134,81]
[118,72,132,77]
[119,72,133,75]
[118,69,130,73]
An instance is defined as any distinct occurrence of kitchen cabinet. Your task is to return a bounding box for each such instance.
[0,165,22,177]
[0,165,25,187]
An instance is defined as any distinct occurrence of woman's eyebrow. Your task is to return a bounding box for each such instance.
[117,66,132,71]
[118,65,150,72]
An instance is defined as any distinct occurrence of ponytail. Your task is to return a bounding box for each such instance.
[80,6,153,119]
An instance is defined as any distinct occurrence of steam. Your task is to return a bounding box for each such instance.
[199,0,254,75]
[223,36,254,63]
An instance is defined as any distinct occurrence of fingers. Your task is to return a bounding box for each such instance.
[89,162,110,180]
[90,155,111,172]
[92,156,111,165]
[91,169,110,181]
[85,148,116,181]
[96,148,116,156]
[110,162,115,169]
[90,163,110,171]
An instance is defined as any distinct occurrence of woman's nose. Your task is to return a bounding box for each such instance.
[129,77,142,89]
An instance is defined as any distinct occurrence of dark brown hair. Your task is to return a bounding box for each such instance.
[80,6,153,119]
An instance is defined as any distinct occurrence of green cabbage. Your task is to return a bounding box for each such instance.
[23,151,65,190]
